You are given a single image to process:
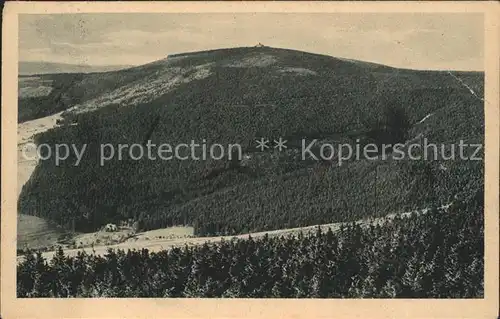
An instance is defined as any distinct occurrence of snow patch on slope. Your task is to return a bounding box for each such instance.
[68,63,214,114]
[417,113,434,124]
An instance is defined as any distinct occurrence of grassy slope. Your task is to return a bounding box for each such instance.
[18,46,484,236]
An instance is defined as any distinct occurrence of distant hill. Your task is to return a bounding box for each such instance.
[18,46,484,237]
[19,61,134,76]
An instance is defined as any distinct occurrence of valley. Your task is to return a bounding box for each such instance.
[16,204,449,265]
[17,46,484,255]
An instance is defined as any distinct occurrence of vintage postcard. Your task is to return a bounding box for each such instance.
[1,1,499,318]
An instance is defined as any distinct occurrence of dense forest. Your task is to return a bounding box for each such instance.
[17,47,484,236]
[17,193,483,298]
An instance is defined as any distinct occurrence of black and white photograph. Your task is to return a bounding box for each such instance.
[2,2,499,319]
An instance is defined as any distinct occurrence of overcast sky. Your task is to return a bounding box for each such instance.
[19,13,484,71]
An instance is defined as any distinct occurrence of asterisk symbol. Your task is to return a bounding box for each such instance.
[255,138,269,151]
[273,137,288,151]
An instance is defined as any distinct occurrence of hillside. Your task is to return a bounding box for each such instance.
[17,46,484,245]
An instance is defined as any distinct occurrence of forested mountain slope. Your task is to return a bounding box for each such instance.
[18,46,484,236]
